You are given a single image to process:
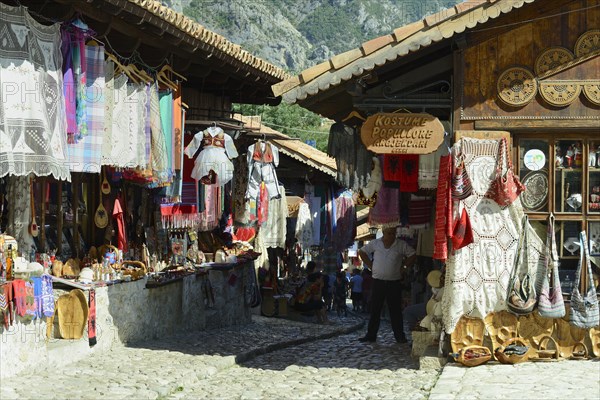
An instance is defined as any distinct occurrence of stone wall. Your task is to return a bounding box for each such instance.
[0,262,254,379]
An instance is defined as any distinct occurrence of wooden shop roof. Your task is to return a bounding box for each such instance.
[272,0,537,112]
[20,0,289,104]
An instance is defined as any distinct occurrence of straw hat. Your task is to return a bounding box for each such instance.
[62,259,81,277]
[52,260,63,277]
[427,270,442,288]
[426,298,437,315]
[56,289,88,340]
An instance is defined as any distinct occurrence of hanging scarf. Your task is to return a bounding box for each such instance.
[12,280,26,317]
[433,154,452,261]
[32,276,43,319]
[0,283,14,328]
[399,155,419,192]
[24,279,38,319]
[88,289,97,346]
[367,183,400,228]
[41,274,55,317]
[257,182,269,226]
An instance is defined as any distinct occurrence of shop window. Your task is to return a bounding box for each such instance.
[517,135,600,281]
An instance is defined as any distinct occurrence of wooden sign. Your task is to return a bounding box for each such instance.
[360,113,444,154]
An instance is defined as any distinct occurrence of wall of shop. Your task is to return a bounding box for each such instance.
[0,263,253,379]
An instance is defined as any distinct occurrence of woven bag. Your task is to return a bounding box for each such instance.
[570,231,600,329]
[537,213,565,318]
[486,138,525,206]
[451,154,472,200]
[507,216,537,315]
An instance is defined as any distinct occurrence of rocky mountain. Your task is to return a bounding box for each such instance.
[171,0,462,73]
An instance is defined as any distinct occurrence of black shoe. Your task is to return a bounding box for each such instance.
[396,337,408,344]
[358,336,376,343]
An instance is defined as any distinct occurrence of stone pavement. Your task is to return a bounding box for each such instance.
[1,309,598,400]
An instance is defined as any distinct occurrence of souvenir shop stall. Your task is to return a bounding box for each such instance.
[229,116,350,316]
[0,0,285,378]
[272,0,600,363]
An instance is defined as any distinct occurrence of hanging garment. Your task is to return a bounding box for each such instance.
[419,143,448,189]
[295,201,313,251]
[310,196,322,246]
[327,122,372,190]
[159,90,174,175]
[0,4,70,181]
[184,127,238,186]
[102,73,147,168]
[246,142,281,200]
[441,138,545,334]
[61,28,77,137]
[433,154,452,261]
[113,196,127,252]
[0,283,14,328]
[67,44,105,173]
[332,191,356,252]
[260,185,288,248]
[149,82,170,185]
[368,178,400,228]
[232,156,251,224]
[408,195,433,228]
[41,274,54,317]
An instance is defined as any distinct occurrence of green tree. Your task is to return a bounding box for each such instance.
[234,103,330,153]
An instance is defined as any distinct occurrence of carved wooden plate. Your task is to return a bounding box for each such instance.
[583,83,600,106]
[497,67,538,107]
[484,311,518,354]
[450,315,486,353]
[590,326,600,358]
[517,312,554,349]
[574,29,600,57]
[534,47,575,75]
[539,81,582,107]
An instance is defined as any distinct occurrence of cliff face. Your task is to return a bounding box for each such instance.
[180,0,462,72]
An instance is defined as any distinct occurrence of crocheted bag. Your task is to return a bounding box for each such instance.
[537,213,565,318]
[507,216,537,315]
[570,231,600,329]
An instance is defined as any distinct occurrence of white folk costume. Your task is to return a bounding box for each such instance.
[184,126,238,186]
[246,141,281,200]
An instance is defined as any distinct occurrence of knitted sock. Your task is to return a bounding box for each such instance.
[32,277,43,319]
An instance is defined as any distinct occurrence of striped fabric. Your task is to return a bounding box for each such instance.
[67,45,104,173]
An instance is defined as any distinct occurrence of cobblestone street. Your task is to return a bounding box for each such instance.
[1,311,599,400]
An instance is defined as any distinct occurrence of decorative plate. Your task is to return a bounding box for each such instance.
[520,170,548,211]
[583,83,600,105]
[534,46,575,75]
[497,66,538,107]
[574,29,600,57]
[539,81,582,107]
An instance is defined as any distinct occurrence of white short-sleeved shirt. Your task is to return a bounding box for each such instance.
[360,239,415,281]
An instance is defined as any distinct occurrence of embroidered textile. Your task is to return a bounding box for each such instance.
[184,127,238,186]
[88,289,97,346]
[102,73,147,168]
[61,29,77,136]
[159,90,174,173]
[433,155,452,261]
[41,274,54,317]
[368,178,399,228]
[259,185,288,248]
[0,4,70,181]
[232,156,251,224]
[408,195,433,228]
[1,283,13,328]
[419,144,448,189]
[441,138,545,334]
[149,82,170,184]
[67,45,105,173]
[246,142,281,200]
[295,201,313,251]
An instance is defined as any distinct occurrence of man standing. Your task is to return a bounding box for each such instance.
[357,226,416,343]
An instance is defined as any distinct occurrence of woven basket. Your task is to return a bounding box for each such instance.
[452,345,492,367]
[570,342,589,360]
[494,337,529,364]
[56,289,88,340]
[536,335,560,360]
[119,260,148,280]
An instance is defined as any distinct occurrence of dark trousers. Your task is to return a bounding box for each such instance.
[366,279,405,341]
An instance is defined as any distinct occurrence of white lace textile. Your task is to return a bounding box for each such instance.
[0,4,70,181]
[260,185,288,248]
[295,201,313,251]
[441,138,545,334]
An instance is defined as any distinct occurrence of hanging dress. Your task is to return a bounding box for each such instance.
[246,142,281,200]
[184,126,238,186]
